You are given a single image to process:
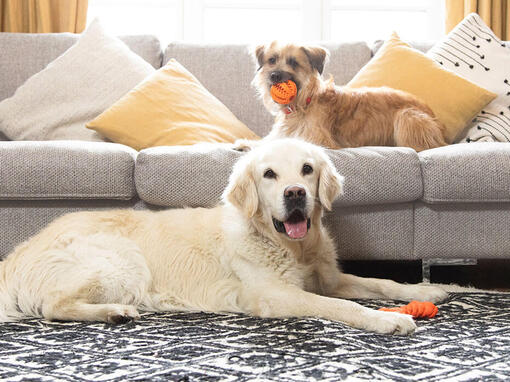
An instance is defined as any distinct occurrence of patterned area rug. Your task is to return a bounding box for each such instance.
[0,292,509,381]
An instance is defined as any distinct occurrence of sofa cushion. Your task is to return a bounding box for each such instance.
[135,144,422,208]
[0,142,137,200]
[135,144,243,208]
[328,146,423,206]
[163,42,372,137]
[419,142,510,203]
[325,203,416,260]
[0,32,161,103]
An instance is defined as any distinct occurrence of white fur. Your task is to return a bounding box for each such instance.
[0,139,447,334]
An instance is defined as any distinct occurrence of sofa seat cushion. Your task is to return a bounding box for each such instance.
[135,144,422,208]
[0,141,137,200]
[419,142,510,203]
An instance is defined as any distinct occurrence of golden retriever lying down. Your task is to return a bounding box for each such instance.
[0,139,446,334]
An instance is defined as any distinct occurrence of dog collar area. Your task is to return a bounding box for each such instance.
[283,97,312,115]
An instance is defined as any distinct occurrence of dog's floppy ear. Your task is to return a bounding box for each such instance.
[302,46,329,75]
[223,157,259,218]
[318,155,344,211]
[253,44,266,69]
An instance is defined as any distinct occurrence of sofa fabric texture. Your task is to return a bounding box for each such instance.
[0,141,137,200]
[414,202,510,259]
[419,142,510,203]
[324,203,415,261]
[135,144,244,208]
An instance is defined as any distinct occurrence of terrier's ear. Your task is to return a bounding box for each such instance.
[301,46,330,75]
[253,44,266,69]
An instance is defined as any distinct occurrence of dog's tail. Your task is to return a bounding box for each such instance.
[0,259,23,322]
[394,108,448,152]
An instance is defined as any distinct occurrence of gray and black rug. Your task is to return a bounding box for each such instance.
[0,292,509,381]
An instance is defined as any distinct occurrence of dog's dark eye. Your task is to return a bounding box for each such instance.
[264,169,277,179]
[302,164,313,175]
[268,57,276,65]
[287,57,298,69]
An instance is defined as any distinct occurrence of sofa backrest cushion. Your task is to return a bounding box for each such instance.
[135,144,422,208]
[163,42,372,137]
[0,33,162,103]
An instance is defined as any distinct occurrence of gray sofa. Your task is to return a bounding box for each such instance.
[1,33,509,270]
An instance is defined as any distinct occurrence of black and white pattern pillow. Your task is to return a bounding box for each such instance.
[428,13,510,143]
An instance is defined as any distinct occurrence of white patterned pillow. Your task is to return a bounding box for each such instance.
[428,13,510,143]
[0,19,154,141]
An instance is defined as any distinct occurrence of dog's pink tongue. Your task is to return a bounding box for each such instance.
[283,220,308,239]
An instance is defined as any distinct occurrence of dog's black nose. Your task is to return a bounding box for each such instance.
[270,71,282,83]
[284,185,306,200]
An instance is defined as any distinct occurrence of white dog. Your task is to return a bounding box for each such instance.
[0,139,446,334]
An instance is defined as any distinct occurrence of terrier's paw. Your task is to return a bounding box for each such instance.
[232,139,255,152]
[363,310,417,335]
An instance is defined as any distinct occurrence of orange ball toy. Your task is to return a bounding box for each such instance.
[379,301,438,319]
[270,80,297,105]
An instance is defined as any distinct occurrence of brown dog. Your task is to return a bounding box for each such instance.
[251,42,447,152]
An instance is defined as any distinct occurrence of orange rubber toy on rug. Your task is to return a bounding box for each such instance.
[379,301,438,318]
[271,80,297,104]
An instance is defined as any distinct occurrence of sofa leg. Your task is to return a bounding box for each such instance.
[421,258,478,283]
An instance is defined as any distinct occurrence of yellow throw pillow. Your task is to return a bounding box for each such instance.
[87,59,259,150]
[347,32,496,143]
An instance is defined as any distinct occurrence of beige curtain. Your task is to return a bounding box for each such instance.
[445,0,509,39]
[0,0,88,33]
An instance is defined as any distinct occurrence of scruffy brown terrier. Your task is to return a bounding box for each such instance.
[251,41,447,152]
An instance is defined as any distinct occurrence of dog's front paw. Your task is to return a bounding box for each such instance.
[404,285,449,303]
[232,139,255,152]
[106,305,140,324]
[363,310,417,335]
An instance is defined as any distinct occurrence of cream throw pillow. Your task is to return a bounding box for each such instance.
[87,59,259,150]
[347,32,496,143]
[0,19,154,141]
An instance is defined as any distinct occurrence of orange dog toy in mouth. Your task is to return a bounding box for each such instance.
[379,301,438,319]
[270,80,297,105]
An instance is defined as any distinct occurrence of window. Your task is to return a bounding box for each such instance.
[88,0,445,44]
